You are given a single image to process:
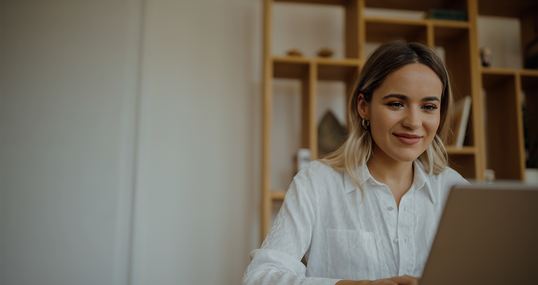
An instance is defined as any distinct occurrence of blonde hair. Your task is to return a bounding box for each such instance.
[323,40,453,196]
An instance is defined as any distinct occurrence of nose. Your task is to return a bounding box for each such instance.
[402,108,421,130]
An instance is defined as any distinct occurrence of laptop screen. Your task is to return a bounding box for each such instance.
[420,182,538,285]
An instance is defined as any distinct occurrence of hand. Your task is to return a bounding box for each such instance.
[337,275,419,285]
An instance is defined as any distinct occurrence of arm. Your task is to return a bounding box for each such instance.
[243,169,340,285]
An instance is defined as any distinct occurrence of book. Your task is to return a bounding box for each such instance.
[448,96,472,148]
[426,9,468,21]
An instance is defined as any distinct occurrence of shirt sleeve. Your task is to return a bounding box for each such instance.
[242,167,341,285]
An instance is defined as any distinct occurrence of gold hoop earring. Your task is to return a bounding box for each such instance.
[362,119,370,130]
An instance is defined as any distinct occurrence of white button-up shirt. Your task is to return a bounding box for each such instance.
[243,160,469,285]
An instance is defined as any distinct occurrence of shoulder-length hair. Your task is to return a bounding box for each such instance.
[323,40,453,193]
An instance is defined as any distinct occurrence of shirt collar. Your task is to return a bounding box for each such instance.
[412,161,436,204]
[343,163,373,194]
[342,161,436,204]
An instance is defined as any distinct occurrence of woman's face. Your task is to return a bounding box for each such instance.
[358,63,443,164]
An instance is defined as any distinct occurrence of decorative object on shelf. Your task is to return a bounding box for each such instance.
[286,49,303,57]
[318,110,346,157]
[426,9,467,21]
[525,168,538,185]
[524,37,537,69]
[317,48,333,58]
[485,169,496,184]
[480,47,492,67]
[296,149,311,174]
[447,96,472,148]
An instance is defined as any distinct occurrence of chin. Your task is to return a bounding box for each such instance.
[391,150,424,163]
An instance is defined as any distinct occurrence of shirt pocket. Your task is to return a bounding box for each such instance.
[326,228,379,280]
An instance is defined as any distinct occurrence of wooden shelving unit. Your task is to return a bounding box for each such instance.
[260,0,538,241]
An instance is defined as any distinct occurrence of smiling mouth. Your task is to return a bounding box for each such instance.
[393,133,422,145]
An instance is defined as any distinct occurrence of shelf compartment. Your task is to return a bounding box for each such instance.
[317,80,348,158]
[482,72,525,180]
[272,1,359,59]
[273,58,311,79]
[318,60,360,81]
[434,25,474,148]
[434,25,471,95]
[270,78,309,191]
[449,153,476,179]
[478,0,538,18]
[365,17,428,43]
[365,0,468,12]
[273,56,361,81]
[433,24,469,44]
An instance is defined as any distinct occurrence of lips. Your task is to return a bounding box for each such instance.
[393,133,422,145]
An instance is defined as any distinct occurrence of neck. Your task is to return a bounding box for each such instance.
[367,144,415,195]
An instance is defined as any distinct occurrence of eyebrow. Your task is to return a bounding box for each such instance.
[382,94,440,102]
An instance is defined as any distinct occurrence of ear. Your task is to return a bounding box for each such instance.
[357,93,370,120]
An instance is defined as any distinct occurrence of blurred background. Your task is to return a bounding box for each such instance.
[0,0,532,285]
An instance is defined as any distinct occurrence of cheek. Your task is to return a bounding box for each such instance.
[425,115,441,135]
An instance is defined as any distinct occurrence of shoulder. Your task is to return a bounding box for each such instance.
[295,160,341,182]
[436,167,469,185]
[425,166,469,188]
[292,160,344,194]
[422,165,470,204]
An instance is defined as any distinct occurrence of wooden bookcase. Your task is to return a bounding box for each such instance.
[260,0,538,241]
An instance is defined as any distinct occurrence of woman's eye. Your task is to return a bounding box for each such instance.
[423,105,439,111]
[388,102,404,108]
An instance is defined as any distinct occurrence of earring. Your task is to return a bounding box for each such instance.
[362,119,370,130]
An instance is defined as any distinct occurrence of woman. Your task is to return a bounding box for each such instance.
[243,40,469,285]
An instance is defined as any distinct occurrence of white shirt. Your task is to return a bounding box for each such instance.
[243,160,469,285]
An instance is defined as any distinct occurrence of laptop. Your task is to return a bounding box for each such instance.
[420,182,538,285]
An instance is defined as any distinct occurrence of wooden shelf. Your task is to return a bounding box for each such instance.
[364,17,470,44]
[432,19,470,28]
[434,24,469,44]
[446,146,476,155]
[273,56,361,81]
[481,67,538,76]
[274,0,349,5]
[273,58,310,79]
[481,71,516,89]
[273,56,361,65]
[365,0,468,11]
[261,0,535,242]
[365,17,428,43]
[271,190,287,200]
[520,69,538,76]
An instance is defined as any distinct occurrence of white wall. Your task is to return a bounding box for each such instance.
[0,1,523,285]
[130,1,261,284]
[1,0,261,284]
[0,0,143,284]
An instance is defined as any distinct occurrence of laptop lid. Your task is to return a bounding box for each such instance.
[420,182,538,285]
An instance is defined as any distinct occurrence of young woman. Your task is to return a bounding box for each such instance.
[243,40,469,285]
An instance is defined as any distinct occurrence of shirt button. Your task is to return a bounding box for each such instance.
[393,239,398,244]
[387,206,394,211]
